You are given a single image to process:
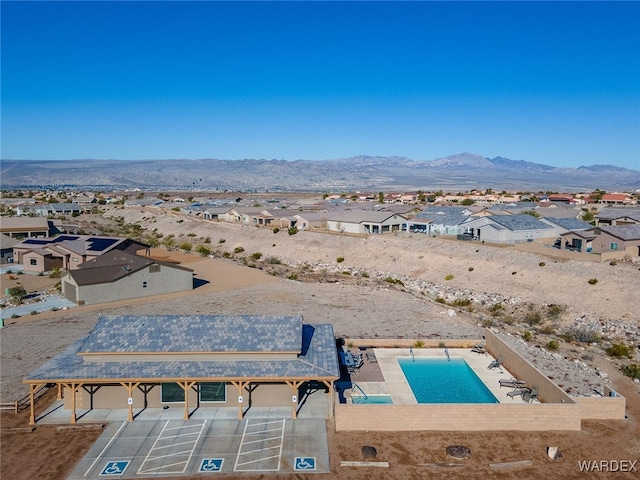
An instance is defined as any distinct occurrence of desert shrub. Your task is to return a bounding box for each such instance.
[511,271,517,275]
[468,267,474,271]
[546,340,560,351]
[622,364,640,380]
[522,330,532,342]
[287,226,298,235]
[11,313,20,319]
[178,242,192,252]
[222,252,231,258]
[524,310,542,327]
[414,340,425,348]
[539,324,556,335]
[250,252,263,260]
[265,256,281,265]
[272,227,280,234]
[218,238,226,244]
[451,298,471,307]
[609,260,617,266]
[606,343,634,359]
[436,297,447,304]
[233,246,245,254]
[187,232,197,237]
[204,236,211,243]
[8,286,27,303]
[287,273,298,280]
[539,262,546,267]
[383,277,404,286]
[342,271,351,275]
[438,342,446,348]
[336,257,345,263]
[588,278,598,285]
[30,310,38,315]
[481,318,495,327]
[565,326,601,344]
[195,245,211,257]
[547,304,566,320]
[361,272,369,278]
[444,274,454,281]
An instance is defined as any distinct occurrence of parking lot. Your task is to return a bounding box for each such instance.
[67,416,329,478]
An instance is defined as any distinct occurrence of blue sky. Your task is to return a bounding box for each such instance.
[2,1,639,170]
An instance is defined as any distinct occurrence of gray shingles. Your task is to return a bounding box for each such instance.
[25,316,340,383]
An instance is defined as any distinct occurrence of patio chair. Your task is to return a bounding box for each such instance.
[471,346,488,355]
[365,352,377,363]
[506,387,530,398]
[499,378,527,388]
[487,355,503,371]
[522,385,539,403]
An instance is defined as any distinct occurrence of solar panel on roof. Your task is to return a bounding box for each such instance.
[86,237,119,251]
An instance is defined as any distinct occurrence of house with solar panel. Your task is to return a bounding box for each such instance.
[12,234,150,274]
[23,315,340,425]
[460,214,556,244]
[61,252,194,305]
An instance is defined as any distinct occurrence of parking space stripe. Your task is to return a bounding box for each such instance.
[83,421,128,477]
[234,418,286,472]
[137,420,206,475]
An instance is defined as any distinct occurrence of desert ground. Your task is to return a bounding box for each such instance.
[2,208,640,479]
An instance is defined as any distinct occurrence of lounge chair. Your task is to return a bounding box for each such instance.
[487,355,503,371]
[499,378,527,388]
[506,387,530,398]
[522,385,539,403]
[365,352,377,363]
[471,346,487,355]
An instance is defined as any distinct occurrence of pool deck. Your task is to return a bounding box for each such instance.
[353,348,535,404]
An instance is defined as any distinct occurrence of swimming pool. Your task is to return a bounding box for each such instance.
[398,357,498,404]
[351,395,393,405]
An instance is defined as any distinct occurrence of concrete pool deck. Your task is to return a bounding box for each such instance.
[353,348,534,404]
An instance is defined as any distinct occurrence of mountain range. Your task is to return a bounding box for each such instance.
[1,153,638,192]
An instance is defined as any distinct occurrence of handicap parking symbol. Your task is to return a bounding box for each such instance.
[199,458,223,472]
[294,457,316,471]
[99,461,129,476]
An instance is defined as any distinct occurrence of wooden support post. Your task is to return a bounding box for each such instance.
[57,383,63,400]
[324,381,334,419]
[286,381,304,419]
[69,383,78,424]
[120,382,140,421]
[28,384,36,426]
[178,382,196,420]
[232,381,249,420]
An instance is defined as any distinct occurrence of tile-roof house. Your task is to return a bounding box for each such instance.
[13,235,150,273]
[595,207,640,226]
[23,315,340,424]
[590,224,640,258]
[325,210,406,234]
[61,252,194,305]
[461,214,556,244]
[406,207,470,235]
[539,217,594,235]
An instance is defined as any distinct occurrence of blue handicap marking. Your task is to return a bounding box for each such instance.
[99,461,130,476]
[199,458,224,472]
[294,457,316,471]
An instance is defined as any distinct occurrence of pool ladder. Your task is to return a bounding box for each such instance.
[444,347,450,361]
[352,382,368,399]
[410,347,415,362]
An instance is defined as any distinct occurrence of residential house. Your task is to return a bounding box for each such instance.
[325,210,405,234]
[595,207,640,226]
[0,234,19,264]
[23,314,339,424]
[406,207,470,235]
[600,193,632,205]
[13,235,150,273]
[589,225,640,257]
[61,252,193,305]
[0,217,52,239]
[460,214,556,244]
[539,217,594,236]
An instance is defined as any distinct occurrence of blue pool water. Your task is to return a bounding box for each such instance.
[352,395,393,404]
[399,357,498,404]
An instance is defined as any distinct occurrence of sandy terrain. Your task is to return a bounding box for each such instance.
[2,209,640,479]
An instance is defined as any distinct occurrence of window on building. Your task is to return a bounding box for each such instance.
[161,383,185,403]
[30,258,37,266]
[142,281,147,288]
[149,265,161,273]
[200,382,226,402]
[610,242,618,251]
